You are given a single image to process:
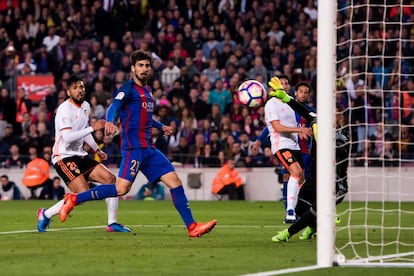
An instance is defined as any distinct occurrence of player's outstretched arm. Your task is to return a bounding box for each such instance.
[268,77,317,124]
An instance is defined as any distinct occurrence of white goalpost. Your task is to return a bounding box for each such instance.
[317,0,337,268]
[318,0,414,267]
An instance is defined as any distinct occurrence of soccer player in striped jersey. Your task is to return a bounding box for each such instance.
[37,74,129,233]
[59,50,217,238]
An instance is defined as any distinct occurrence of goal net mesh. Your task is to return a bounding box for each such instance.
[334,0,414,265]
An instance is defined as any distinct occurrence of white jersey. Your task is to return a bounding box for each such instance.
[52,100,92,164]
[264,97,300,154]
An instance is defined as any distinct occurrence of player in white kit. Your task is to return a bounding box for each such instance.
[36,74,129,232]
[264,76,313,223]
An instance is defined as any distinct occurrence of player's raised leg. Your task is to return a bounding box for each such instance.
[162,171,217,237]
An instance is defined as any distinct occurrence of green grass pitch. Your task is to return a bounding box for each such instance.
[0,200,413,275]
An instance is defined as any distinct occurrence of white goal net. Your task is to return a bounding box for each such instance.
[333,0,414,266]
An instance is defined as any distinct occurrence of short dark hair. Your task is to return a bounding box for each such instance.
[278,75,290,81]
[130,49,152,66]
[66,74,84,88]
[295,81,311,91]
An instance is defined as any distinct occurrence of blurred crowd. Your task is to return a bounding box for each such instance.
[0,0,413,170]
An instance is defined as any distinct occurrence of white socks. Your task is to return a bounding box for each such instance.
[43,197,119,226]
[106,197,119,225]
[286,176,300,212]
[44,200,64,218]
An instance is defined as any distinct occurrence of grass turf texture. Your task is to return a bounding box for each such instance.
[0,200,413,275]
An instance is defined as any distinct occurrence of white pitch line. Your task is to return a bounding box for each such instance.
[0,224,283,235]
[241,265,321,276]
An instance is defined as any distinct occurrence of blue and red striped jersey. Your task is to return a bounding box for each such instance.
[106,79,157,149]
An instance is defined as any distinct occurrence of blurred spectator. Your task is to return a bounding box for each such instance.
[183,29,203,57]
[161,58,181,90]
[353,139,380,167]
[22,149,51,199]
[154,104,173,126]
[188,133,205,167]
[350,84,374,153]
[231,142,247,167]
[90,80,111,106]
[381,140,399,167]
[162,117,177,149]
[183,57,200,80]
[39,176,65,200]
[136,181,165,200]
[0,136,9,164]
[202,59,220,85]
[177,106,197,130]
[34,122,52,154]
[0,87,16,127]
[267,21,285,46]
[208,79,232,114]
[209,130,223,156]
[15,87,32,132]
[198,119,212,144]
[41,146,52,165]
[245,144,267,167]
[239,132,254,156]
[106,40,123,71]
[370,123,392,157]
[1,44,19,82]
[0,174,21,200]
[201,30,220,60]
[32,108,51,130]
[20,112,32,137]
[4,143,29,168]
[171,136,191,165]
[44,84,59,114]
[180,117,196,145]
[400,79,414,124]
[93,66,112,92]
[200,144,220,167]
[42,26,60,52]
[247,56,268,84]
[16,52,37,74]
[212,158,245,200]
[2,123,20,147]
[89,95,106,119]
[399,125,414,160]
[188,87,210,120]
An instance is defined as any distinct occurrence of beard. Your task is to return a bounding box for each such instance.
[135,71,148,85]
[71,95,84,105]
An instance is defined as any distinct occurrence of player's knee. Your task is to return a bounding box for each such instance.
[160,172,182,189]
[115,181,132,195]
[290,169,303,180]
[116,185,129,196]
[166,178,181,189]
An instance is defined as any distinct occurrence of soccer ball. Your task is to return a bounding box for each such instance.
[237,80,267,108]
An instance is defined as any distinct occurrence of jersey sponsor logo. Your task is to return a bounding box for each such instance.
[115,92,125,100]
[62,117,69,124]
[142,101,153,112]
